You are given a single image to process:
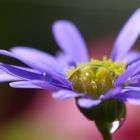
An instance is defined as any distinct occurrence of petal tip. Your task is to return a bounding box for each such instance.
[77,98,101,108]
[52,20,74,29]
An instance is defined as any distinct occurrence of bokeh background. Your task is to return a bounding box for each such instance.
[0,0,140,140]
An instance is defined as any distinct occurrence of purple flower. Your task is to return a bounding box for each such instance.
[0,9,140,109]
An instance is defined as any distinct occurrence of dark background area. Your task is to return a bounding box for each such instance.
[0,0,140,52]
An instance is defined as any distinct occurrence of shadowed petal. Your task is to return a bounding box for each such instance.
[0,63,72,89]
[55,52,76,68]
[0,70,20,82]
[52,20,89,64]
[111,8,140,61]
[0,50,65,77]
[77,98,101,108]
[101,88,122,100]
[115,91,140,105]
[0,50,70,85]
[9,81,44,89]
[0,63,42,80]
[124,86,140,91]
[11,47,64,75]
[52,90,84,99]
[130,74,140,81]
[9,80,64,91]
[123,51,140,65]
[114,60,140,86]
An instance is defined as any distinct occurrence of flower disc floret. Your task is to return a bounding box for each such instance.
[66,58,126,99]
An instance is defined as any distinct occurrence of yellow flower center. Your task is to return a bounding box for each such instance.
[66,57,126,99]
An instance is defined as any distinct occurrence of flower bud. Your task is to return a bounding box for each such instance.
[76,99,126,134]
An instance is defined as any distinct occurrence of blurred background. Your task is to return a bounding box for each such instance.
[0,0,140,140]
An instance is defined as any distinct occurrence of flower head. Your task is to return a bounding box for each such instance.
[0,9,140,110]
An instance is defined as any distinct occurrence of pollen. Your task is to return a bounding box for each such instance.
[66,57,126,99]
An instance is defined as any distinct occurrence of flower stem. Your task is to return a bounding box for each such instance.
[95,121,112,140]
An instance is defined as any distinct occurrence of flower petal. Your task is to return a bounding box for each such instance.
[0,63,42,80]
[115,90,140,105]
[101,88,122,100]
[123,51,140,65]
[52,90,84,99]
[55,52,76,68]
[9,80,64,91]
[0,70,20,82]
[52,20,89,64]
[114,60,140,86]
[0,63,72,90]
[77,98,101,108]
[9,81,44,89]
[0,50,65,77]
[111,8,140,61]
[0,50,70,86]
[124,86,140,91]
[130,74,140,81]
[10,47,65,75]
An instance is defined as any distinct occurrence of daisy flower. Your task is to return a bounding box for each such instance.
[0,8,140,140]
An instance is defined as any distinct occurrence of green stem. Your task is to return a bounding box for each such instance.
[95,121,112,140]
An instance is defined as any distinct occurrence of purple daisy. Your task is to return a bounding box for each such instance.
[0,8,140,110]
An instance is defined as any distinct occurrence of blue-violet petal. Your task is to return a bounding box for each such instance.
[111,8,140,61]
[52,20,89,64]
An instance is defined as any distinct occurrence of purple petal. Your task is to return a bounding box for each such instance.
[0,50,71,87]
[11,47,65,75]
[9,80,64,91]
[115,90,140,105]
[130,74,140,81]
[77,98,101,108]
[0,63,42,80]
[114,60,140,86]
[0,63,72,90]
[124,86,140,91]
[111,8,140,61]
[52,90,84,99]
[55,52,76,68]
[9,81,44,89]
[0,50,65,77]
[0,70,20,82]
[52,20,89,64]
[101,88,122,100]
[123,51,140,65]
